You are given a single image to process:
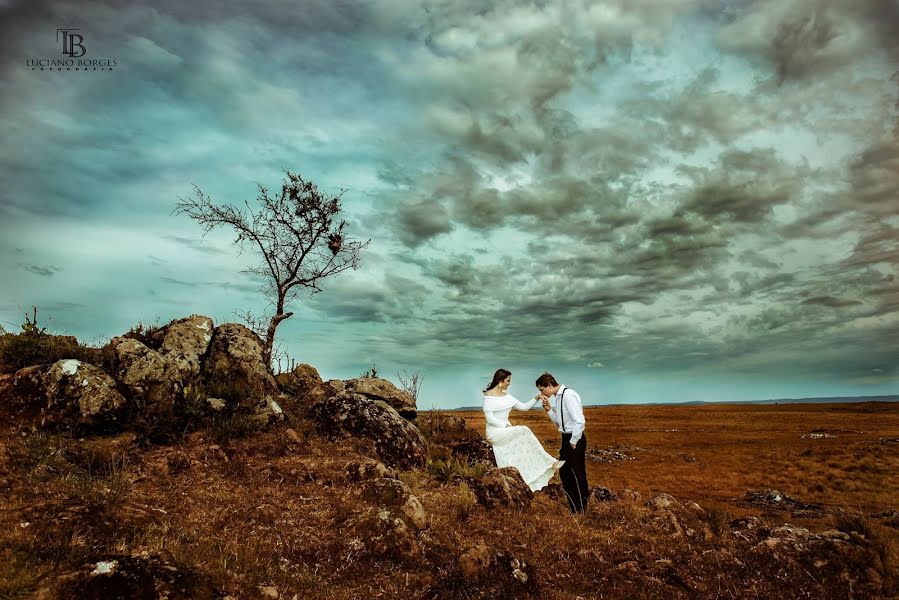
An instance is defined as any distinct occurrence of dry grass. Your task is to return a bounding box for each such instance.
[0,402,896,599]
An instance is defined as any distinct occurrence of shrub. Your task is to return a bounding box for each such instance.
[454,482,477,521]
[427,456,488,484]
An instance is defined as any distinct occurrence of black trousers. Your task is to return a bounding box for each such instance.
[560,433,589,513]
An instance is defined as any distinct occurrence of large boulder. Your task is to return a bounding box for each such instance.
[201,323,279,407]
[153,315,214,380]
[311,391,428,469]
[464,467,534,510]
[0,365,49,424]
[0,361,126,431]
[344,377,417,420]
[45,359,127,430]
[110,337,182,429]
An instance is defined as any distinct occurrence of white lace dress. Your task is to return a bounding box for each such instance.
[483,394,559,491]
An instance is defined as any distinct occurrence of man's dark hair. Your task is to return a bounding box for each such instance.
[535,372,558,388]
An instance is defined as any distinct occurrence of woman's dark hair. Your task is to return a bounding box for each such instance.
[535,372,558,388]
[483,368,511,393]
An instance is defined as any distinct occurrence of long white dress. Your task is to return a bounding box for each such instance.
[483,393,559,492]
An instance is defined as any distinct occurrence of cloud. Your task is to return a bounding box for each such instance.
[22,264,61,277]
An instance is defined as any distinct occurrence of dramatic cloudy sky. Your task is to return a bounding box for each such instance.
[1,0,897,408]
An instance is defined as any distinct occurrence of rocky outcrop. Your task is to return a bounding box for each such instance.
[742,489,826,517]
[464,467,533,510]
[343,377,417,420]
[311,391,428,469]
[109,316,215,429]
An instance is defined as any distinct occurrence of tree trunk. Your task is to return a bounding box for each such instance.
[263,295,293,369]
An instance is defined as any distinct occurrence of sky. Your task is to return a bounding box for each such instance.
[1,0,897,409]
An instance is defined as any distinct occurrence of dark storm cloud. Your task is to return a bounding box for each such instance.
[394,199,454,247]
[676,148,811,224]
[716,0,896,85]
[22,264,61,277]
[800,296,863,308]
[307,272,429,323]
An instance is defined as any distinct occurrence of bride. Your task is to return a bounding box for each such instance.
[483,368,564,491]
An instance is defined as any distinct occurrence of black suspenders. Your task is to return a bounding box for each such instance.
[558,387,567,432]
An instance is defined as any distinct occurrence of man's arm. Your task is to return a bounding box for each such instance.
[566,390,586,446]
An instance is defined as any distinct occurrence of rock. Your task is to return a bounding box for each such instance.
[260,586,279,599]
[47,553,220,599]
[349,508,420,558]
[0,365,54,426]
[743,489,825,517]
[311,391,428,469]
[201,323,279,405]
[45,360,128,430]
[590,486,617,502]
[648,494,681,511]
[618,488,642,502]
[275,363,323,399]
[249,395,286,427]
[344,377,417,420]
[446,437,496,466]
[206,398,226,412]
[360,477,428,530]
[110,337,181,428]
[345,459,397,482]
[455,543,536,591]
[458,541,493,580]
[153,315,214,381]
[464,467,533,510]
[305,379,346,405]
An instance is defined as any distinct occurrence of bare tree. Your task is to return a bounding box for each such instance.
[174,170,370,367]
[395,368,423,402]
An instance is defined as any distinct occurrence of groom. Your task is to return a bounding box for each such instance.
[536,372,589,513]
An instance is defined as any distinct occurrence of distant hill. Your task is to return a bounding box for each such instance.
[449,395,899,411]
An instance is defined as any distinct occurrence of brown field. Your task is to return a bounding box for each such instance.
[1,401,897,599]
[461,401,899,520]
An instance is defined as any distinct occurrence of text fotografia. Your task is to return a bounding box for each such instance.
[28,58,117,69]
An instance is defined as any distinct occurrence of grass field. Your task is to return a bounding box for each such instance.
[1,401,896,598]
[460,401,899,518]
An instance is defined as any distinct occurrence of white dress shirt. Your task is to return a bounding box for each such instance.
[546,385,586,446]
